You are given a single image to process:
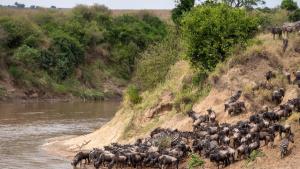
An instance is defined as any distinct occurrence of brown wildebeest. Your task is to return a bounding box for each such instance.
[283,38,288,53]
[271,27,282,39]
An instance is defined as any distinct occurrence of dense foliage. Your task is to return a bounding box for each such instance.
[281,0,298,11]
[171,0,195,25]
[133,29,181,90]
[0,5,167,98]
[222,0,265,8]
[181,4,259,72]
[289,9,300,21]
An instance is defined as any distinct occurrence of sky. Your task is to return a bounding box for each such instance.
[0,0,299,9]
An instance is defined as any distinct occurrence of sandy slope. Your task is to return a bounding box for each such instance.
[45,34,300,168]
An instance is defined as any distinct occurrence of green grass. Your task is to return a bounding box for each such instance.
[126,85,142,105]
[245,150,265,167]
[188,153,205,169]
[8,66,24,80]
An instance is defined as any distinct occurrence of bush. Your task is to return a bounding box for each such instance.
[188,153,205,169]
[281,0,298,11]
[289,9,300,21]
[0,7,167,100]
[13,45,40,68]
[246,150,265,165]
[172,0,195,25]
[269,9,289,26]
[154,136,172,150]
[181,4,259,72]
[8,65,23,80]
[126,85,142,104]
[133,30,180,90]
[40,31,84,80]
[0,17,41,48]
[108,14,167,77]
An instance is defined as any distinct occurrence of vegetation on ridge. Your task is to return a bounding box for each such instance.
[0,5,167,100]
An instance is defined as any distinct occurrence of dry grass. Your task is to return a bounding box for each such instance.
[286,113,300,124]
[111,9,171,22]
[121,61,193,139]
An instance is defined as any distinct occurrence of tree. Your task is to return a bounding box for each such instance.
[222,0,265,8]
[171,0,195,25]
[289,9,300,21]
[281,0,298,11]
[14,2,25,8]
[181,4,259,72]
[50,6,56,9]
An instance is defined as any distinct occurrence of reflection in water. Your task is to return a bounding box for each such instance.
[0,101,119,169]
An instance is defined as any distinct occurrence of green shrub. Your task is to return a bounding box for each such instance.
[0,17,41,48]
[13,45,40,68]
[281,0,298,11]
[246,150,265,165]
[111,42,139,78]
[40,31,84,80]
[8,66,23,79]
[269,9,289,26]
[188,153,205,169]
[289,9,300,21]
[154,136,172,150]
[181,4,259,72]
[0,6,167,100]
[171,0,195,25]
[126,85,142,104]
[133,30,180,90]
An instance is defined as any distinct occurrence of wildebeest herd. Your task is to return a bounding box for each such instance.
[71,70,300,169]
[271,21,300,40]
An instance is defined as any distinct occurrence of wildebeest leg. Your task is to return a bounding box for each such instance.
[279,131,282,139]
[108,160,114,169]
[280,32,282,39]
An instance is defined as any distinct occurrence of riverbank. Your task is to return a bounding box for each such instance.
[45,34,300,169]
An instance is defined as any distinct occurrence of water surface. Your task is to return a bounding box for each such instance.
[0,101,119,169]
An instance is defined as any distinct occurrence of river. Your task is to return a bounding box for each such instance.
[0,101,119,169]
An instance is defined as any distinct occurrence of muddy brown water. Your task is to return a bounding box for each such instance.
[0,101,119,169]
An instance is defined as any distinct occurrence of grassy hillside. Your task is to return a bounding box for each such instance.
[0,5,168,101]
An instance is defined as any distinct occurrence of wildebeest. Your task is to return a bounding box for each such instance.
[265,71,276,81]
[209,149,230,169]
[271,27,282,39]
[227,101,246,116]
[293,71,300,88]
[71,151,90,167]
[283,38,288,53]
[272,88,285,104]
[282,23,294,38]
[207,108,216,122]
[158,155,179,169]
[227,90,242,104]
